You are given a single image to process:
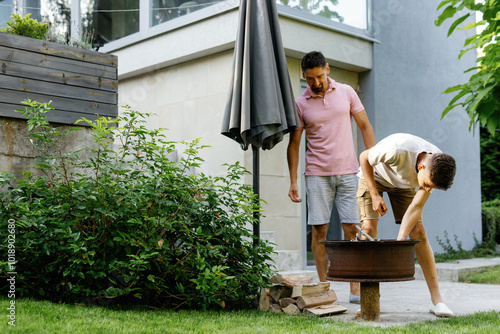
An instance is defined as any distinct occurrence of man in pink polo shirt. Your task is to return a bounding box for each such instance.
[287,51,375,303]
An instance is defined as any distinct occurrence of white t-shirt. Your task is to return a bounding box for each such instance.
[358,133,441,189]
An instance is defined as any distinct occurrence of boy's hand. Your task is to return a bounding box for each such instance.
[372,194,388,216]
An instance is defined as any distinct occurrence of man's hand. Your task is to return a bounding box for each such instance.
[288,184,302,202]
[372,194,388,216]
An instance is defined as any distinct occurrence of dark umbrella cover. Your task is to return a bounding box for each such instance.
[221,0,299,151]
[221,0,299,246]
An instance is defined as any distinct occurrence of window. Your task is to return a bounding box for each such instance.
[82,0,139,48]
[277,0,367,30]
[151,0,224,26]
[0,0,14,28]
[1,1,368,50]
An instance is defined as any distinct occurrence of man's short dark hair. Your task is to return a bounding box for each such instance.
[301,51,327,72]
[428,153,456,190]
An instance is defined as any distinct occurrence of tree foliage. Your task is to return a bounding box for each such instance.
[435,0,500,135]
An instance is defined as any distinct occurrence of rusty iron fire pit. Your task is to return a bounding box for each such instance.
[321,239,420,321]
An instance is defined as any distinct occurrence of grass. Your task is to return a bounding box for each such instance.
[461,265,500,284]
[1,298,499,334]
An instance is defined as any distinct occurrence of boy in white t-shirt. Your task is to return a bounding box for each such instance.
[358,133,457,317]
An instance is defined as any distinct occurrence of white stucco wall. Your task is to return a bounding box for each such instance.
[112,6,372,267]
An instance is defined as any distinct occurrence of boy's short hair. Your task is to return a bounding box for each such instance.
[428,153,456,190]
[301,51,327,72]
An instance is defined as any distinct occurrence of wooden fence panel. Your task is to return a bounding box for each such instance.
[0,32,118,126]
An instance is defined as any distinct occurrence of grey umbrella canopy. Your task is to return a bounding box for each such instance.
[221,0,299,245]
[222,0,299,151]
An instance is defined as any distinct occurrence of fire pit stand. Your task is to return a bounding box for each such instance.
[321,239,420,321]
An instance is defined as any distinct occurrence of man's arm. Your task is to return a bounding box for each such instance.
[287,128,303,202]
[353,110,375,149]
[359,150,388,216]
[397,188,431,240]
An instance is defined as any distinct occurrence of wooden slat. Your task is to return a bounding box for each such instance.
[0,46,117,80]
[0,32,117,66]
[0,103,111,126]
[0,32,117,126]
[0,75,117,104]
[0,89,117,117]
[303,304,348,317]
[1,60,117,92]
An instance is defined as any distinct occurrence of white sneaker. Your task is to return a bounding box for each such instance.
[429,302,454,317]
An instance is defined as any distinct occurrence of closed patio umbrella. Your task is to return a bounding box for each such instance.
[221,0,299,245]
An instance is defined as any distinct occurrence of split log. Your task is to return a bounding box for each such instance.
[270,304,282,313]
[303,303,348,317]
[270,274,313,287]
[291,282,330,298]
[279,297,296,309]
[282,303,301,315]
[269,284,292,302]
[259,288,271,312]
[296,290,338,310]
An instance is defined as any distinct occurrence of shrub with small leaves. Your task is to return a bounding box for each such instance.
[0,14,48,40]
[0,100,276,310]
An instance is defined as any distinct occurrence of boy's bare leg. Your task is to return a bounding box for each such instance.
[361,219,379,239]
[409,221,444,305]
[312,223,329,282]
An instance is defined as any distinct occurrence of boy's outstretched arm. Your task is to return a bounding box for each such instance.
[397,188,431,240]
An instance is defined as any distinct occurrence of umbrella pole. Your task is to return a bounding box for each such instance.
[252,144,260,247]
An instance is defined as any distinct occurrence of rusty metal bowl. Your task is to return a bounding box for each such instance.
[321,239,420,282]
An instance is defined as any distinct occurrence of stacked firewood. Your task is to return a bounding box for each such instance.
[259,274,348,316]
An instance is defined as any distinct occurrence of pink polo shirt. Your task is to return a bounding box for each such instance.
[296,78,364,175]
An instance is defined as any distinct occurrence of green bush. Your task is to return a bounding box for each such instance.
[0,14,48,39]
[482,198,500,245]
[480,127,500,202]
[0,100,276,310]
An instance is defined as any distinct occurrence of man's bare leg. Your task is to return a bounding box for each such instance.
[312,223,329,282]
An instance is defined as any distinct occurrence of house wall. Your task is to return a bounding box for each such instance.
[113,1,481,270]
[358,1,481,251]
[114,6,373,271]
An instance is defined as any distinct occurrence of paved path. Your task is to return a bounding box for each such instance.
[281,257,500,326]
[328,279,500,327]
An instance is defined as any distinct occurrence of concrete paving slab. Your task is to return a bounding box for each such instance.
[323,279,500,327]
[415,257,500,282]
[280,257,500,327]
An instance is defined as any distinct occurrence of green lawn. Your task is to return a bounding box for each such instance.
[461,265,500,284]
[1,298,499,334]
[2,258,498,333]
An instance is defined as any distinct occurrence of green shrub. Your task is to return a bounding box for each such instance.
[0,100,276,310]
[434,230,497,263]
[482,198,500,245]
[0,14,48,39]
[480,127,500,202]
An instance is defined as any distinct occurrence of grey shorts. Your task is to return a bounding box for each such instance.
[305,174,359,225]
